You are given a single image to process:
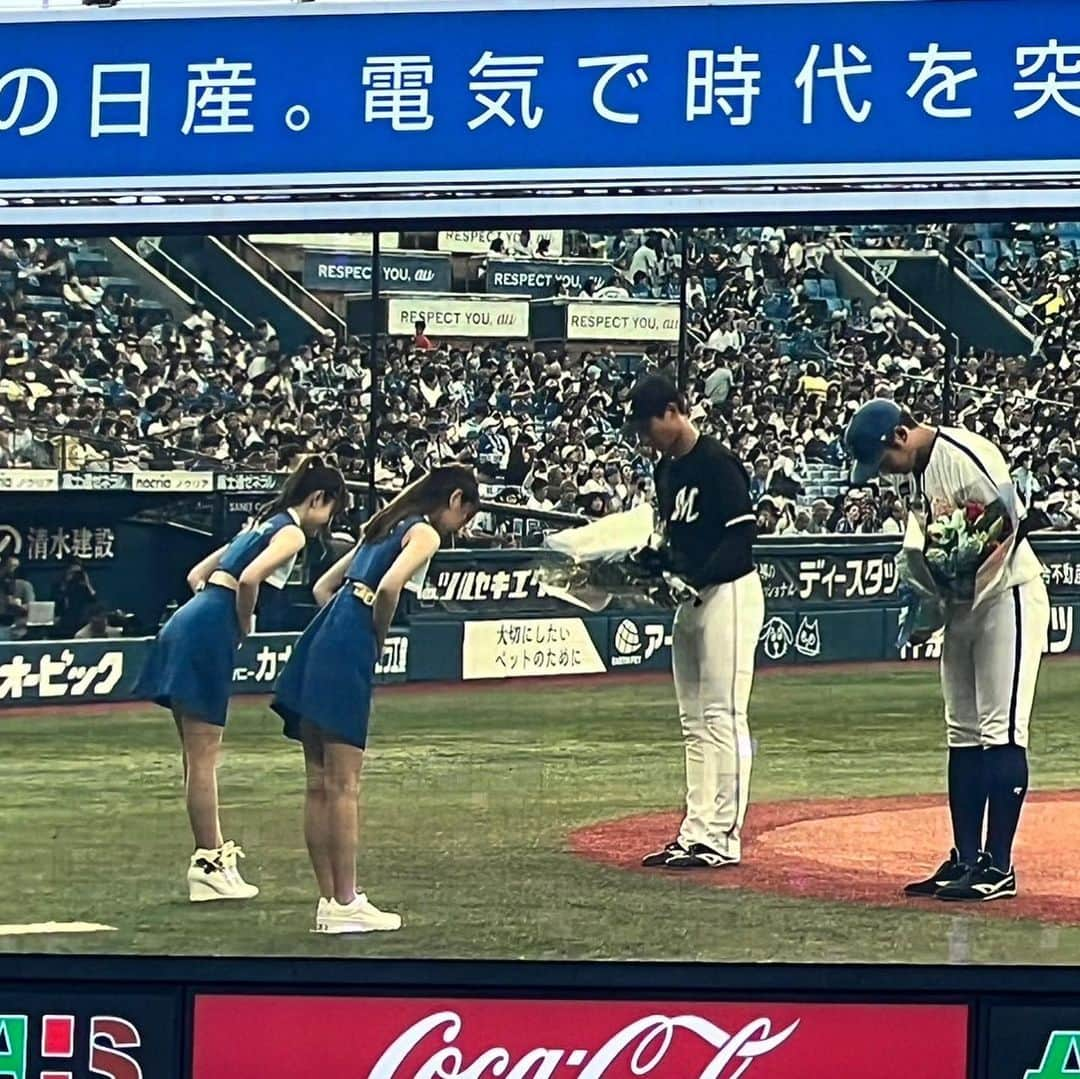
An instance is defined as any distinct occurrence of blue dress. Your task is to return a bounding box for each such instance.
[272,515,429,749]
[135,511,301,726]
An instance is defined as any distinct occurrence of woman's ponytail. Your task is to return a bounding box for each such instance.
[255,454,346,523]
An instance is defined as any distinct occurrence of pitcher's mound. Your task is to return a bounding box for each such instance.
[569,791,1080,924]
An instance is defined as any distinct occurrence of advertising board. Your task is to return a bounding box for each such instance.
[192,995,968,1079]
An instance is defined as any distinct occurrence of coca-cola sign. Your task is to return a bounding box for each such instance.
[192,996,968,1079]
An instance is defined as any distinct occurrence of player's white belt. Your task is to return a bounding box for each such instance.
[351,581,376,606]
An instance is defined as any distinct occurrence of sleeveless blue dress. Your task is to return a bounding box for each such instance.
[135,510,301,726]
[272,514,429,749]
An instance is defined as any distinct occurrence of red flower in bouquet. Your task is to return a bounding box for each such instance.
[963,500,985,526]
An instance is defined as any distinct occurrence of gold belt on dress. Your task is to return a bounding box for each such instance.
[207,570,239,592]
[351,582,375,606]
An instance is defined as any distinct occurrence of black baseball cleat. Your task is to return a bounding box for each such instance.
[641,840,687,868]
[936,852,1017,902]
[903,848,969,897]
[664,842,739,870]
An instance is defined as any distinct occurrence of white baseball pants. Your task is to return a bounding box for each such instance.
[941,575,1050,750]
[671,570,765,859]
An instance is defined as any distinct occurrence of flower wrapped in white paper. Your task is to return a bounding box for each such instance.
[539,504,698,613]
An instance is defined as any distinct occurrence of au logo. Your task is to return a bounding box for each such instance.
[1026,1030,1080,1078]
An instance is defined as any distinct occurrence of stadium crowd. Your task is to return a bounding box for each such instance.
[0,226,1078,544]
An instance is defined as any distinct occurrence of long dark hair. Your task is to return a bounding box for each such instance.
[256,455,347,523]
[362,464,479,544]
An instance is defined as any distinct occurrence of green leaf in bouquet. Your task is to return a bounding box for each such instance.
[926,548,949,570]
[983,515,1006,545]
[972,499,1008,533]
[955,536,984,572]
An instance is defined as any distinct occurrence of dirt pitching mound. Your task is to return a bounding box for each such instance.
[569,791,1080,924]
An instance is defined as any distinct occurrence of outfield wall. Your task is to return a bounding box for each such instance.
[2,599,1078,709]
[6,477,1080,633]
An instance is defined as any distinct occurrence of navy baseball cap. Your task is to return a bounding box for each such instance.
[624,374,683,436]
[844,398,902,484]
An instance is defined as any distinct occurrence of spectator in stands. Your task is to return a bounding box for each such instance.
[53,558,97,639]
[405,437,433,483]
[54,420,108,470]
[512,230,533,257]
[756,498,780,535]
[5,223,1077,547]
[798,361,830,398]
[584,491,608,518]
[1042,490,1075,530]
[806,499,832,535]
[785,508,813,535]
[704,354,734,406]
[526,476,553,511]
[705,316,744,354]
[628,234,660,291]
[834,498,872,535]
[0,556,34,641]
[869,292,892,328]
[553,481,579,514]
[880,498,905,535]
[749,456,770,502]
[74,603,124,640]
[630,271,651,299]
[413,321,435,351]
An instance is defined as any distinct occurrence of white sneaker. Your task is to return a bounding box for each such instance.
[313,896,330,933]
[187,842,259,903]
[317,892,402,934]
[219,840,259,897]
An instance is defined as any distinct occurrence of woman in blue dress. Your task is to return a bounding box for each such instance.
[137,457,346,903]
[272,464,479,935]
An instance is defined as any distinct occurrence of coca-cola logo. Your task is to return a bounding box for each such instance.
[368,1011,799,1079]
[192,995,970,1079]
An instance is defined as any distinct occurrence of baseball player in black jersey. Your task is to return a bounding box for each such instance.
[625,375,765,869]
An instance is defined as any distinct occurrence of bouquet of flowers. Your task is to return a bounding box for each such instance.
[896,496,1015,649]
[536,504,698,613]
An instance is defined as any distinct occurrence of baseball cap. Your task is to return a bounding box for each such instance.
[844,398,902,485]
[624,374,683,435]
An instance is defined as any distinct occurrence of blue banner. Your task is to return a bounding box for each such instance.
[486,258,613,298]
[0,631,409,707]
[4,0,1080,220]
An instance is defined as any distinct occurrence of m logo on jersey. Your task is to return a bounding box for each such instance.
[671,486,700,523]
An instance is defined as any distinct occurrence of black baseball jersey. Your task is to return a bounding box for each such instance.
[655,434,757,587]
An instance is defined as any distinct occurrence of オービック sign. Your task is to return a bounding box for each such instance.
[193,996,967,1079]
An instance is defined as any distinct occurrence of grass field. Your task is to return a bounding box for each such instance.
[3,659,1080,964]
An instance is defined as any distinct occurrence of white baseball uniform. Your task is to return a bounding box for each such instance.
[913,426,1050,749]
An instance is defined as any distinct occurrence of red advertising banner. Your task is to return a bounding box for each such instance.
[192,995,968,1079]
